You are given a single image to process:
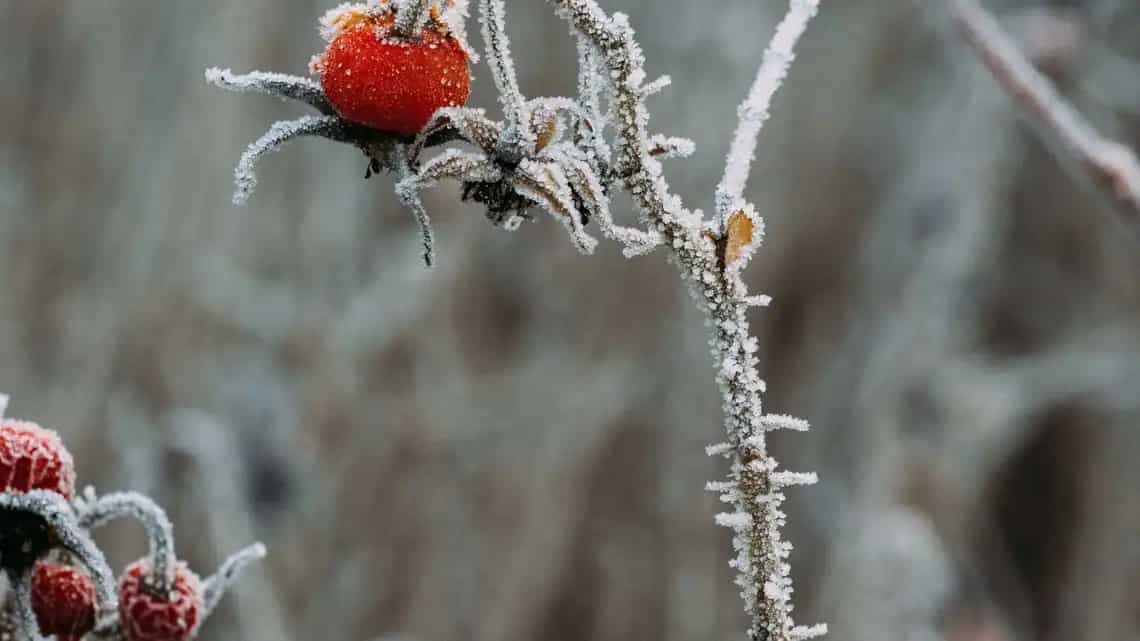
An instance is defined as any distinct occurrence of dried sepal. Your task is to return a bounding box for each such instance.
[200,543,267,618]
[205,68,334,115]
[232,116,350,205]
[513,160,598,254]
[75,491,176,597]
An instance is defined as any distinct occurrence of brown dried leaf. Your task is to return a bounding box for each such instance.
[724,209,755,268]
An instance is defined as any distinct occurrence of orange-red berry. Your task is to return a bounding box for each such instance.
[30,561,97,640]
[119,559,203,641]
[0,419,76,500]
[315,9,471,134]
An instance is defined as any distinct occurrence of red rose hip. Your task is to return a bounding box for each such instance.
[119,559,203,641]
[31,561,97,640]
[315,7,471,134]
[0,419,77,500]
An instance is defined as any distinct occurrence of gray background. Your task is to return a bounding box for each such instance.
[1,1,1138,640]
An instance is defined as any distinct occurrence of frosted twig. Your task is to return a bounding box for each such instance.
[543,1,824,638]
[0,393,8,420]
[951,0,1140,231]
[716,0,820,216]
[201,543,268,617]
[75,491,176,596]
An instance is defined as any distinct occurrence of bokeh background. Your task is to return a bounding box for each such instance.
[2,1,1139,640]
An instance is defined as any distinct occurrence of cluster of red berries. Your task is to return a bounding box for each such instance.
[312,1,472,134]
[1,419,202,641]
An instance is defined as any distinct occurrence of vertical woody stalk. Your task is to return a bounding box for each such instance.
[544,1,824,639]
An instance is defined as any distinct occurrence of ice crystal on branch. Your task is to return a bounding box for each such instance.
[206,0,825,638]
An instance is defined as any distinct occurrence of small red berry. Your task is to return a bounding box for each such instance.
[30,561,97,640]
[118,559,203,641]
[315,6,471,134]
[0,419,77,500]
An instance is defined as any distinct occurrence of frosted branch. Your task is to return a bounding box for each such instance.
[951,0,1140,231]
[75,490,176,596]
[715,0,820,215]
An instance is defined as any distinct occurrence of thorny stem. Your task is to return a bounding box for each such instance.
[951,0,1140,232]
[545,1,823,638]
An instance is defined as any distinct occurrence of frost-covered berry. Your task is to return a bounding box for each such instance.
[0,419,77,499]
[119,559,203,641]
[31,561,97,640]
[313,4,471,134]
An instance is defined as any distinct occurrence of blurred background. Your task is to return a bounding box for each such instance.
[2,0,1138,640]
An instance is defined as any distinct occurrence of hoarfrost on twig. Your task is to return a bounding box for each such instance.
[715,0,820,216]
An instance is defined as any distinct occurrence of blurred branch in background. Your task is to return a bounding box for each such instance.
[951,0,1140,232]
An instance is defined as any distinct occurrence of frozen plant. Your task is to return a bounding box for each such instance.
[208,0,824,638]
[0,396,264,641]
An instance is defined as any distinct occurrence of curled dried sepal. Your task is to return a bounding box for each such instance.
[394,147,441,266]
[513,161,599,254]
[205,68,334,115]
[200,543,267,618]
[233,116,352,206]
[75,491,176,597]
[13,568,47,641]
